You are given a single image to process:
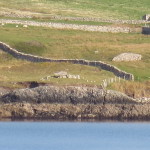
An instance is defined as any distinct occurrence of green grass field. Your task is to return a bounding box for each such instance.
[0,0,149,97]
[0,24,150,85]
[0,25,117,86]
[0,0,150,20]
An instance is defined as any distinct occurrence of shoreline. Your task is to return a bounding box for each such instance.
[0,85,149,121]
[1,118,150,123]
[0,102,150,121]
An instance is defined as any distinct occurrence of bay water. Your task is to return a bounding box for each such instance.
[0,121,150,150]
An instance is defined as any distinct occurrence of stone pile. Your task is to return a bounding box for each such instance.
[53,71,80,79]
[53,71,68,78]
[112,53,142,62]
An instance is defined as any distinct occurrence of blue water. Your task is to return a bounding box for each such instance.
[0,122,150,150]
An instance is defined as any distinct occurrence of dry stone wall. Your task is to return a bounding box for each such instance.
[112,53,142,62]
[142,27,150,34]
[49,16,150,24]
[0,19,130,33]
[0,42,134,80]
[1,13,150,24]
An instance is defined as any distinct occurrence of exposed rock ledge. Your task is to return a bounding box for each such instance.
[0,86,149,120]
[0,103,150,121]
[0,86,137,104]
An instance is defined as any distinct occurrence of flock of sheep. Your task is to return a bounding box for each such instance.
[1,23,28,28]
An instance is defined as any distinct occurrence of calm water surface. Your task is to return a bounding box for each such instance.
[0,121,150,150]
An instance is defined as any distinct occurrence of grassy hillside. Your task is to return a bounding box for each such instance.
[0,0,149,97]
[0,0,150,20]
[0,24,149,84]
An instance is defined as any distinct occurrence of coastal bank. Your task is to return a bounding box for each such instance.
[0,85,150,121]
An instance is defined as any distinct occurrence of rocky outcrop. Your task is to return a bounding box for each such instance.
[0,42,134,80]
[0,87,11,96]
[0,86,137,104]
[0,103,150,120]
[0,86,149,120]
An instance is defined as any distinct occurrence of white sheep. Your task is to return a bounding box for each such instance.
[23,25,28,28]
